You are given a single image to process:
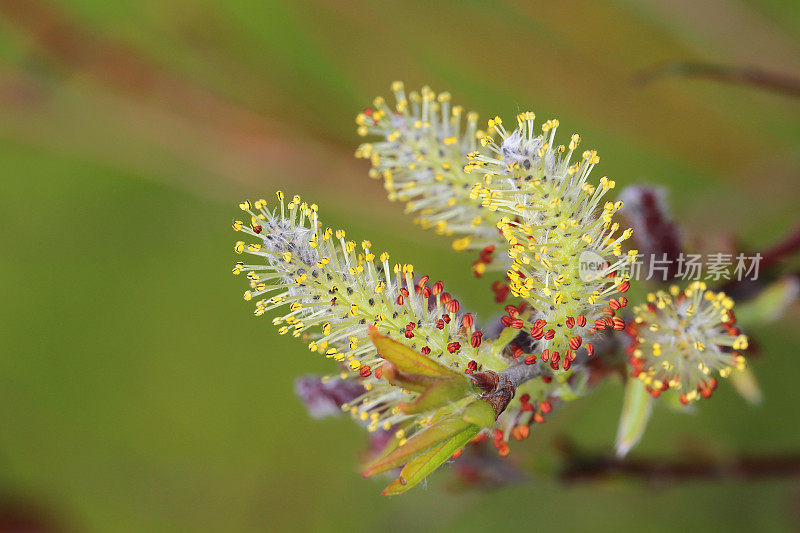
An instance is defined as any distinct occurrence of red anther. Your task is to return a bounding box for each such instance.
[505,305,519,317]
[451,449,462,459]
[524,354,537,365]
[563,358,571,370]
[514,425,530,440]
[521,402,534,411]
[396,295,404,305]
[421,346,431,355]
[565,349,575,361]
[565,316,575,329]
[494,286,509,303]
[432,281,444,295]
[417,275,429,288]
[436,319,445,329]
[612,317,626,330]
[501,315,513,327]
[511,318,525,329]
[541,349,550,362]
[252,225,263,234]
[462,313,474,328]
[569,335,582,350]
[544,329,555,340]
[617,296,628,308]
[618,281,630,293]
[550,359,560,370]
[493,429,503,442]
[603,307,615,316]
[512,426,522,441]
[447,342,461,353]
[442,314,451,324]
[534,319,547,329]
[518,301,528,313]
[466,360,478,374]
[446,299,460,313]
[374,366,383,379]
[594,318,606,329]
[604,317,615,328]
[471,331,483,348]
[511,344,524,358]
[700,387,712,399]
[406,322,416,330]
[530,328,544,340]
[404,330,414,339]
[400,287,409,297]
[542,376,552,383]
[471,432,488,444]
[360,366,372,377]
[422,287,432,299]
[709,377,718,390]
[585,343,594,357]
[533,413,546,424]
[498,443,510,457]
[609,299,620,310]
[363,108,373,116]
[441,292,452,304]
[540,401,552,413]
[607,270,617,278]
[520,394,531,403]
[728,327,741,336]
[482,245,495,256]
[576,315,587,327]
[679,393,688,405]
[650,388,661,399]
[551,352,560,364]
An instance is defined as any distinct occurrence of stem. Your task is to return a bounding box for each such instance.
[635,61,800,99]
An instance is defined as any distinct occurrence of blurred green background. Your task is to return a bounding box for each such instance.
[1,0,800,531]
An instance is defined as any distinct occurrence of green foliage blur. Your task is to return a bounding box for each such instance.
[1,1,800,531]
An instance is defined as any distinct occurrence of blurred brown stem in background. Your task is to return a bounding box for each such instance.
[555,437,800,485]
[635,61,800,99]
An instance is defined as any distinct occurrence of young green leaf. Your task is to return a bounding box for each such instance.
[399,377,475,414]
[615,377,653,458]
[461,399,496,428]
[382,425,481,495]
[735,276,799,328]
[368,326,462,378]
[363,417,470,478]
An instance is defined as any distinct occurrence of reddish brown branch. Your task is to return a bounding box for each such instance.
[760,220,800,271]
[635,61,800,99]
[558,443,800,484]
